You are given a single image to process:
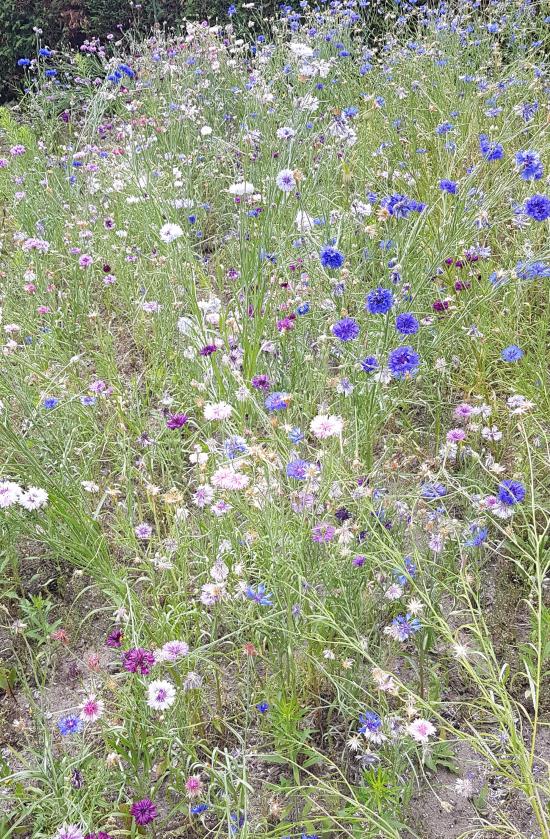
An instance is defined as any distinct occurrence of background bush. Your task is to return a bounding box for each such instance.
[0,0,281,102]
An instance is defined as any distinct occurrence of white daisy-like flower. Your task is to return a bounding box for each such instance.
[228,181,255,196]
[147,679,176,710]
[19,486,48,511]
[0,480,22,509]
[159,222,183,244]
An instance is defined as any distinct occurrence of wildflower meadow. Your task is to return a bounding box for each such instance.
[0,1,549,837]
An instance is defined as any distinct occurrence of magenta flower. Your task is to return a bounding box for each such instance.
[166,412,188,429]
[122,647,155,675]
[130,798,158,825]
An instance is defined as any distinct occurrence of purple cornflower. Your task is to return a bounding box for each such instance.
[311,522,336,543]
[366,287,394,315]
[199,344,217,356]
[122,647,155,675]
[387,346,420,379]
[498,480,525,506]
[134,522,153,540]
[352,555,366,567]
[251,374,271,390]
[130,799,158,826]
[479,134,504,161]
[332,317,360,341]
[106,627,123,647]
[421,482,447,499]
[166,412,189,429]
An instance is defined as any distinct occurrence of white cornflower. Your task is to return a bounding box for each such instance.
[159,222,183,243]
[147,679,176,710]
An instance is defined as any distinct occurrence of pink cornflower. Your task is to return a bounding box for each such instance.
[158,640,189,661]
[310,414,343,439]
[185,775,204,797]
[210,467,249,490]
[79,694,105,722]
[193,485,215,508]
[78,254,93,268]
[446,428,466,443]
[406,718,437,743]
[203,401,233,421]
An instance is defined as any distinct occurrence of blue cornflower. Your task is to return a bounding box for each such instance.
[498,480,526,506]
[332,317,360,341]
[17,58,31,67]
[45,69,57,77]
[515,150,543,181]
[286,459,310,480]
[38,48,52,57]
[288,427,304,444]
[464,524,488,548]
[421,482,447,499]
[224,435,249,459]
[228,4,237,15]
[515,260,550,281]
[361,355,379,373]
[191,804,209,815]
[395,313,419,335]
[381,193,425,218]
[358,710,383,736]
[118,63,135,78]
[366,287,394,315]
[479,134,504,161]
[524,194,550,222]
[394,555,417,586]
[256,701,270,713]
[320,245,345,270]
[387,346,420,379]
[57,715,83,735]
[435,121,453,135]
[390,613,422,641]
[245,584,273,606]
[439,179,458,194]
[501,345,524,362]
[80,396,96,406]
[230,813,246,833]
[43,397,59,409]
[296,302,310,315]
[264,392,288,412]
